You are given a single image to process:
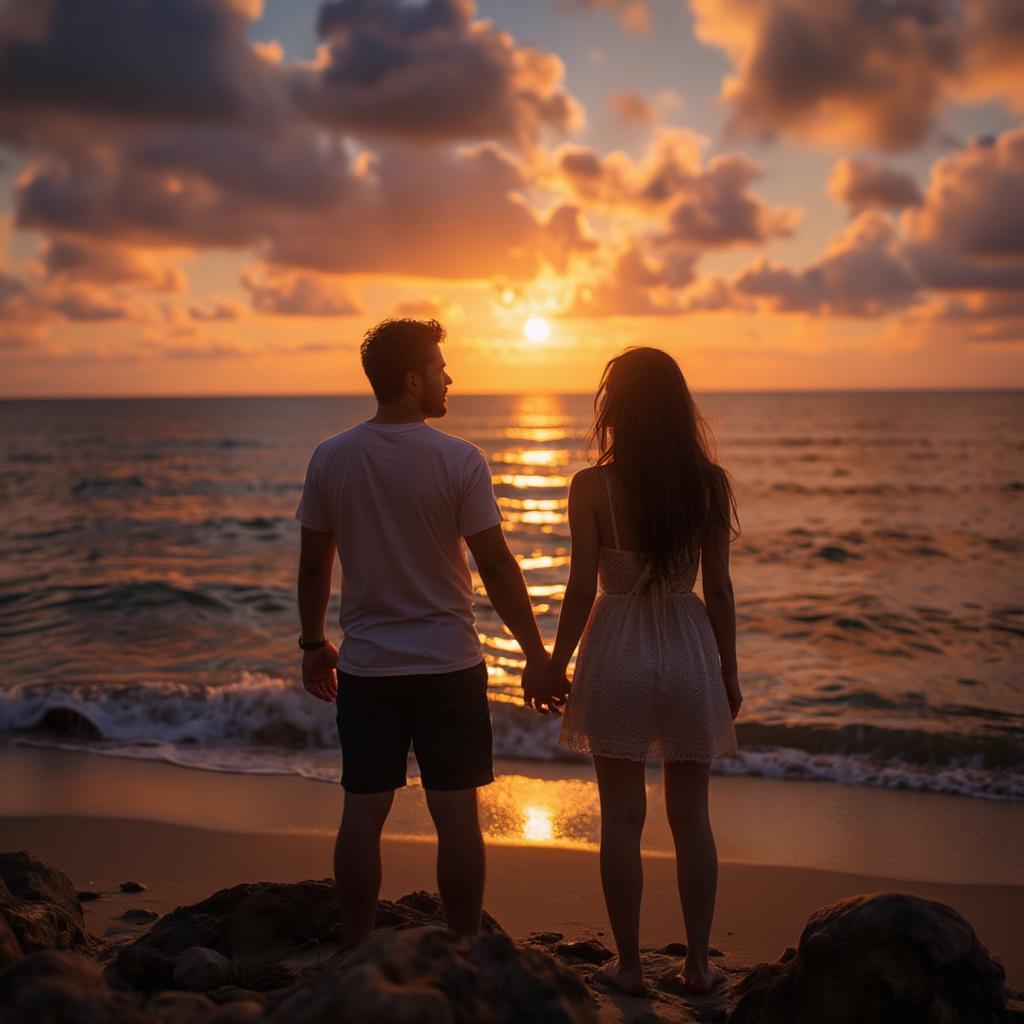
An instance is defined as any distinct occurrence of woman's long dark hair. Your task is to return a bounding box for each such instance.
[590,347,738,579]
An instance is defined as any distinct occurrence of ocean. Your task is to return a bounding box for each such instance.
[1,392,1021,800]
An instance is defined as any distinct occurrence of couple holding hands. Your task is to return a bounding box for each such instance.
[297,317,740,995]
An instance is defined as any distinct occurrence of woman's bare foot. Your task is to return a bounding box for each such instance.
[593,958,647,997]
[679,961,726,994]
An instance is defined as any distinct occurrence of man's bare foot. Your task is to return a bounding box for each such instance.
[679,962,726,994]
[593,958,647,997]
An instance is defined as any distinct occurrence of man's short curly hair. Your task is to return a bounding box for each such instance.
[360,318,446,402]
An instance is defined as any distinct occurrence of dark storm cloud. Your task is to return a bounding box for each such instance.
[291,0,581,147]
[0,0,283,142]
[4,0,591,288]
[690,0,1024,150]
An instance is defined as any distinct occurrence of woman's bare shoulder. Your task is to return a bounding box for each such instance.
[571,465,603,490]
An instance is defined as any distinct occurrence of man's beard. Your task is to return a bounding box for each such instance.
[425,395,447,418]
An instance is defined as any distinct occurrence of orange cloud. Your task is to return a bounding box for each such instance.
[827,159,923,215]
[552,129,799,246]
[606,90,656,124]
[40,238,186,292]
[241,265,362,316]
[691,0,1024,150]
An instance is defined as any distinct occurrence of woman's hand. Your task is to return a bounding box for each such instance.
[524,659,571,715]
[723,669,743,720]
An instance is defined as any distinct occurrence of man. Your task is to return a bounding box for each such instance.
[295,317,561,947]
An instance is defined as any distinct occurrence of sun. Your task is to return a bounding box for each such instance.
[523,316,550,343]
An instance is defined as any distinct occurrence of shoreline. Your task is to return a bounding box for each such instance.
[3,743,1021,885]
[2,744,1022,987]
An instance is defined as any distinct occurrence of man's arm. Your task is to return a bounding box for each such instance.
[297,526,340,702]
[464,525,556,710]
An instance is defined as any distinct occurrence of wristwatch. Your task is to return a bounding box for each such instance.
[298,635,329,651]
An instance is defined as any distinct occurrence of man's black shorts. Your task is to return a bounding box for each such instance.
[335,660,494,794]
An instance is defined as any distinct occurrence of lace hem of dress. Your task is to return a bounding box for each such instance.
[558,730,737,764]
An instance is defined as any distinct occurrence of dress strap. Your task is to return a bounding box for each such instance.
[602,468,621,550]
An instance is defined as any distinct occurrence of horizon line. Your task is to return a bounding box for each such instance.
[2,385,1023,401]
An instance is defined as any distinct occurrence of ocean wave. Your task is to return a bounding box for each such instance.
[1,676,1021,801]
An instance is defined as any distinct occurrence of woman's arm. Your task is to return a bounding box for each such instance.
[701,474,742,719]
[550,470,601,676]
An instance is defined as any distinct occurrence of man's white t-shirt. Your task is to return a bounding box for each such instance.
[295,421,502,676]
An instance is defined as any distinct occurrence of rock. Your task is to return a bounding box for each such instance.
[206,986,269,1007]
[114,881,505,993]
[173,946,240,991]
[555,938,614,965]
[530,931,564,945]
[119,909,160,925]
[0,850,89,953]
[77,890,102,902]
[728,892,1007,1024]
[204,1001,268,1023]
[27,707,104,740]
[0,949,155,1023]
[0,914,23,968]
[146,989,216,1021]
[657,941,688,956]
[270,926,596,1024]
[376,890,505,936]
[115,878,338,991]
[121,881,148,893]
[116,943,182,993]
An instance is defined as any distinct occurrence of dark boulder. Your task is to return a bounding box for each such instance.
[0,949,155,1024]
[269,925,596,1024]
[554,938,614,965]
[114,881,504,994]
[0,915,23,968]
[0,850,89,953]
[116,876,512,995]
[728,892,1006,1024]
[113,880,335,991]
[374,889,505,935]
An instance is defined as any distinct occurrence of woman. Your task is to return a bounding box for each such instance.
[547,347,741,996]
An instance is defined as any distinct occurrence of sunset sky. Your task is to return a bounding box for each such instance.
[2,0,1023,396]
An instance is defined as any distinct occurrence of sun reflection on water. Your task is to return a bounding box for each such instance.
[479,775,601,849]
[522,805,555,842]
[494,473,571,489]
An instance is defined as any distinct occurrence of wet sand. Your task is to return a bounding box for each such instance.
[1,744,1021,986]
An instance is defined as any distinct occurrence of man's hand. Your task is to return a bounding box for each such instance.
[522,654,568,715]
[302,641,339,703]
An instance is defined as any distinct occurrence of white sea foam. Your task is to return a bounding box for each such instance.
[2,676,1021,801]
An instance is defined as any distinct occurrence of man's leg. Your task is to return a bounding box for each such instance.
[334,789,395,947]
[424,787,485,935]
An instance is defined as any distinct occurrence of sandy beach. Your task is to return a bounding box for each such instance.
[1,744,1021,989]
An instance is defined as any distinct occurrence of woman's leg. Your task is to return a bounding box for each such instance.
[663,760,724,992]
[593,755,648,995]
